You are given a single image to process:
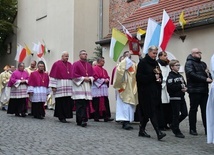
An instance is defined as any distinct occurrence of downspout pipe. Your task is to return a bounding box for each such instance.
[99,0,103,40]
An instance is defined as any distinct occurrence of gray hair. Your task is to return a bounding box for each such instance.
[148,45,158,53]
[62,51,69,56]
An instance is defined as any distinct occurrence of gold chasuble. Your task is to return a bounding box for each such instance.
[113,58,138,106]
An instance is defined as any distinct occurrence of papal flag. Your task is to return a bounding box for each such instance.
[109,28,128,62]
[136,28,146,40]
[24,43,32,55]
[179,11,186,29]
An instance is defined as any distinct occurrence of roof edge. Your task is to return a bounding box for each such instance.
[96,18,214,46]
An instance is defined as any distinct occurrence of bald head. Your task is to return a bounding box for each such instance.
[191,48,200,54]
[191,48,202,59]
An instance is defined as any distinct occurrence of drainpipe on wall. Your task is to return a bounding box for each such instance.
[99,0,103,40]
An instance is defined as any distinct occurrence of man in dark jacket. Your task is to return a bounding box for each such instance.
[136,46,166,140]
[185,48,212,136]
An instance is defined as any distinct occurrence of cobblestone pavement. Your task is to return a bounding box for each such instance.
[0,110,213,155]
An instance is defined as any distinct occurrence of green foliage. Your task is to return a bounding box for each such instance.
[0,0,17,54]
[88,46,103,64]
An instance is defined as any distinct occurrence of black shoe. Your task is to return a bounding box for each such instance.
[21,113,26,117]
[189,130,198,136]
[157,131,166,140]
[104,118,114,122]
[77,122,81,126]
[15,114,21,117]
[81,122,87,127]
[164,125,171,130]
[122,123,133,130]
[94,119,100,122]
[37,116,44,119]
[59,119,67,123]
[2,107,6,111]
[175,132,185,138]
[28,113,32,116]
[139,130,151,138]
[159,127,166,131]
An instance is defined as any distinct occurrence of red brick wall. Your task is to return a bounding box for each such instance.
[109,0,151,31]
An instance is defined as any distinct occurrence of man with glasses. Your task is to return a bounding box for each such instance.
[72,50,94,127]
[185,48,212,136]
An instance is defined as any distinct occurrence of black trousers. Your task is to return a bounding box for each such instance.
[138,104,159,131]
[54,97,74,119]
[92,97,111,120]
[171,100,188,133]
[163,103,172,125]
[75,99,89,124]
[189,93,208,131]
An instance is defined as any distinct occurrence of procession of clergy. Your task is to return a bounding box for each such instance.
[0,48,214,144]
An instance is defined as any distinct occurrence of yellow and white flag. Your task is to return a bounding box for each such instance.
[179,11,186,29]
[136,28,146,40]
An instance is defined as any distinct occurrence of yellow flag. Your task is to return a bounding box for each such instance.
[136,28,146,40]
[24,43,32,55]
[179,11,186,29]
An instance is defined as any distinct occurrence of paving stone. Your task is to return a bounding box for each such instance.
[0,110,213,155]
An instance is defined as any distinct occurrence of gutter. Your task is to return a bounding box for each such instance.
[99,0,103,40]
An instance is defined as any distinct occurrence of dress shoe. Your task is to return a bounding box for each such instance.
[175,132,185,138]
[159,127,166,131]
[164,125,171,130]
[77,122,81,126]
[104,118,114,122]
[189,130,198,136]
[21,113,26,117]
[122,123,133,130]
[15,114,21,117]
[139,130,151,138]
[2,107,6,111]
[94,119,100,122]
[60,119,68,123]
[155,129,166,140]
[81,122,87,127]
[36,116,44,119]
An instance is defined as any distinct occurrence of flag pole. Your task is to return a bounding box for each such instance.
[117,20,123,27]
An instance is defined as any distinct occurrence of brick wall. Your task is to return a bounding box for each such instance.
[109,0,151,31]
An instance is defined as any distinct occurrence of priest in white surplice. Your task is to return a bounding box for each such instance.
[207,54,214,144]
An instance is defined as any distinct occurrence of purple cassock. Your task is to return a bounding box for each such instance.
[8,70,29,87]
[49,60,73,79]
[49,60,74,121]
[71,60,94,78]
[28,70,49,87]
[7,70,29,116]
